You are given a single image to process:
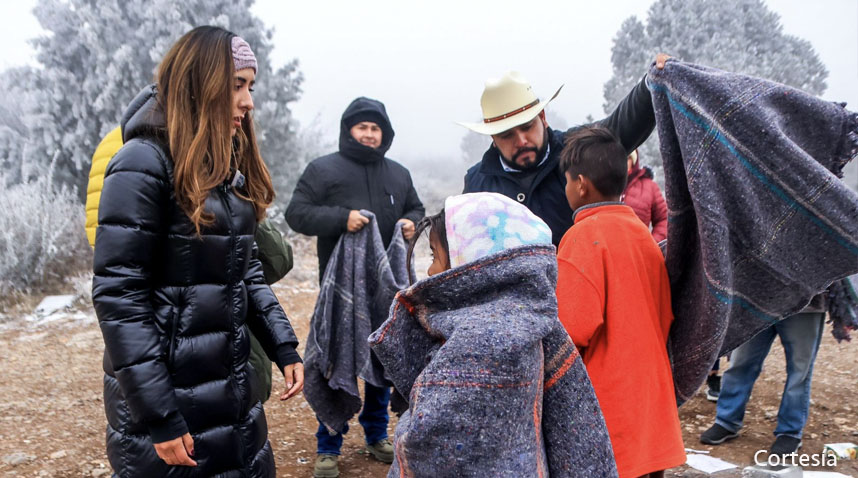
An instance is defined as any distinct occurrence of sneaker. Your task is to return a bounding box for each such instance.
[313,454,339,478]
[770,435,802,455]
[700,424,739,445]
[366,438,394,464]
[706,375,721,402]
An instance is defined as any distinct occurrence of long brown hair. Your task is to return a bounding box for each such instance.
[156,26,274,234]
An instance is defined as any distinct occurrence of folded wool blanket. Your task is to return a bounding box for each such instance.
[648,60,858,404]
[303,211,409,432]
[369,245,617,478]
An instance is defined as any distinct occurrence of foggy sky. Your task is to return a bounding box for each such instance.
[3,0,856,164]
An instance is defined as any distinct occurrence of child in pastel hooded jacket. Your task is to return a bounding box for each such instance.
[369,192,618,478]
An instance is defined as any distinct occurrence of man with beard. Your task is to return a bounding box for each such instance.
[460,55,668,245]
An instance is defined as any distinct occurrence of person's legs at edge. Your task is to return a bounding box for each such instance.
[359,383,392,462]
[359,383,391,444]
[707,360,721,402]
[315,418,347,477]
[713,326,778,433]
[772,312,824,441]
[316,419,348,455]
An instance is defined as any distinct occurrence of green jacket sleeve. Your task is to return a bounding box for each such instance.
[255,219,293,285]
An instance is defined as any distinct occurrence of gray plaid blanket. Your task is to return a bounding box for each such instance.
[303,211,409,432]
[648,61,858,404]
[369,245,617,478]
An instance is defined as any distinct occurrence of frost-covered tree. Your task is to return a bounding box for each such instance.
[0,67,51,185]
[0,155,91,302]
[604,0,829,179]
[8,0,302,200]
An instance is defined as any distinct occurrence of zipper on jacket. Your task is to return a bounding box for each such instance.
[218,184,236,283]
[217,184,248,467]
[364,166,374,212]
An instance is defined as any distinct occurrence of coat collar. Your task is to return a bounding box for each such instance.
[572,201,628,223]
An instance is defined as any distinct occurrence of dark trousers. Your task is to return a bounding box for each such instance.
[316,383,390,455]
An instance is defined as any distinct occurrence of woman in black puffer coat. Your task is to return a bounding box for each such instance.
[92,26,304,477]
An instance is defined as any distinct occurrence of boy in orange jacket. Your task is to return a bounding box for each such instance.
[555,126,685,478]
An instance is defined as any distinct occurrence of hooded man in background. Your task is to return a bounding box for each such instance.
[287,97,424,277]
[285,97,424,478]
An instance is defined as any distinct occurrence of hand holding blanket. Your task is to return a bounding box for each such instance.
[303,211,409,432]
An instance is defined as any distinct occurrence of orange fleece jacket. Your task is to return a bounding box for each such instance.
[556,204,685,478]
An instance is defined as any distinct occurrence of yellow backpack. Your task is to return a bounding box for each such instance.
[85,126,123,248]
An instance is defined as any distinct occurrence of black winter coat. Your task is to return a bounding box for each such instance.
[464,76,656,245]
[92,85,301,478]
[285,97,425,278]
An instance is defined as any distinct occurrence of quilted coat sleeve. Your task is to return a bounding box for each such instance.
[92,140,188,444]
[243,241,302,371]
[285,160,351,237]
[649,181,668,242]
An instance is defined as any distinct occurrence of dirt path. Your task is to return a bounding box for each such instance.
[1,268,856,477]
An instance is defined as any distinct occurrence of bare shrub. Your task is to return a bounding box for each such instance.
[0,156,91,306]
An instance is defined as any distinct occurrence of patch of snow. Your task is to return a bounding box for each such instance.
[34,295,76,317]
[685,452,736,473]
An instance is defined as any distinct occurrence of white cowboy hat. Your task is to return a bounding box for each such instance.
[457,71,563,136]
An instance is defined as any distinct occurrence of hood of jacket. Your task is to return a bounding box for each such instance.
[444,192,553,268]
[372,244,559,399]
[338,97,395,163]
[121,84,165,143]
[626,161,653,189]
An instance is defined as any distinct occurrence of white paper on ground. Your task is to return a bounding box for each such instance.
[684,453,737,473]
[803,472,854,478]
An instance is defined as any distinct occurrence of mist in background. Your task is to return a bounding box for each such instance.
[250,0,857,164]
[4,0,855,166]
[0,0,855,299]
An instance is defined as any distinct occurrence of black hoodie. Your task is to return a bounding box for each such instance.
[285,97,425,279]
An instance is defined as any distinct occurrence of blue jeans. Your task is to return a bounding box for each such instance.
[715,312,824,439]
[316,383,390,455]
